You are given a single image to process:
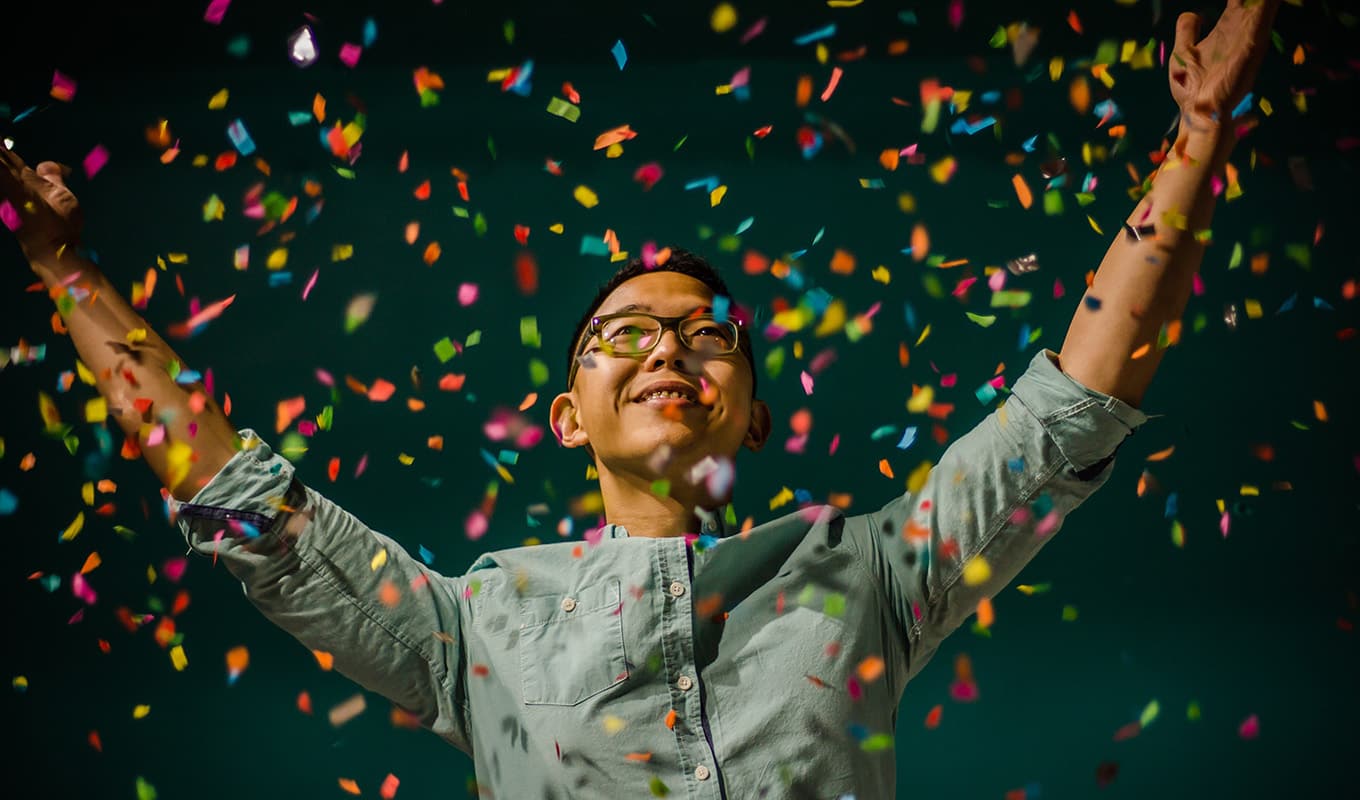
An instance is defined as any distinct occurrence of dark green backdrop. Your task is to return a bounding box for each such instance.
[2,1,1357,797]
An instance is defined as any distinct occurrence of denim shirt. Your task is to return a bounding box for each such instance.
[174,348,1148,799]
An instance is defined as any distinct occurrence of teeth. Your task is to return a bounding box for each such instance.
[644,390,694,402]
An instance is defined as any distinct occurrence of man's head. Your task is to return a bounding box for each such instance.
[550,249,771,498]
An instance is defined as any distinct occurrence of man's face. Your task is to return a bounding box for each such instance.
[551,272,770,487]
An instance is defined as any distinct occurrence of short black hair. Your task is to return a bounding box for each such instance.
[566,247,757,397]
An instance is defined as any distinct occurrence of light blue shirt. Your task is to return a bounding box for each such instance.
[175,348,1148,799]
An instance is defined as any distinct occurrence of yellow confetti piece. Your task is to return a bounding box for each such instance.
[549,222,564,233]
[82,482,94,506]
[603,715,628,735]
[126,328,147,344]
[266,248,289,270]
[85,397,108,423]
[871,265,891,284]
[1049,56,1063,81]
[76,359,96,385]
[133,704,151,719]
[371,548,389,570]
[170,645,188,672]
[61,511,85,542]
[928,156,957,184]
[907,384,934,413]
[398,453,414,465]
[332,244,354,261]
[710,185,728,207]
[573,185,599,208]
[208,88,229,109]
[914,323,931,347]
[1244,299,1263,319]
[711,3,738,33]
[1240,485,1260,497]
[961,555,991,586]
[1086,214,1103,235]
[905,460,933,494]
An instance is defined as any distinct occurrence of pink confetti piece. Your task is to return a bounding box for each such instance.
[302,268,319,300]
[820,67,844,103]
[72,572,97,605]
[1238,714,1260,740]
[739,16,767,44]
[800,370,814,395]
[82,144,108,180]
[203,0,231,24]
[354,452,369,478]
[987,269,1007,291]
[0,199,21,232]
[940,373,957,388]
[1192,272,1205,296]
[146,424,166,447]
[952,277,978,297]
[465,510,488,541]
[1220,511,1231,538]
[829,433,840,455]
[1053,278,1066,299]
[947,0,964,31]
[50,70,78,102]
[457,282,479,306]
[162,557,189,583]
[339,43,363,68]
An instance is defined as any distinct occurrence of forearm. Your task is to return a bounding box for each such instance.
[32,253,239,501]
[1058,127,1233,408]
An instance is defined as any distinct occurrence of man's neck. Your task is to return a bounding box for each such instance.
[596,465,714,538]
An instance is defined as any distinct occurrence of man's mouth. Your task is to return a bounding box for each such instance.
[633,383,704,407]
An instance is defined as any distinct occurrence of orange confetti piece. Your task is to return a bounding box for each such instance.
[830,248,856,275]
[1145,446,1176,462]
[856,656,885,682]
[313,650,335,671]
[80,552,101,574]
[664,709,678,729]
[1069,75,1090,114]
[438,373,466,391]
[327,457,341,482]
[367,379,396,402]
[427,435,444,451]
[226,645,249,674]
[519,393,538,411]
[593,124,638,151]
[423,241,441,266]
[976,597,994,628]
[878,459,894,479]
[625,752,653,762]
[924,704,943,729]
[88,730,103,752]
[276,396,305,434]
[1130,343,1151,359]
[910,223,929,262]
[380,774,401,800]
[405,221,420,245]
[1067,9,1083,33]
[1011,173,1033,210]
[338,778,361,796]
[879,149,899,171]
[407,398,426,412]
[820,67,844,102]
[297,691,313,714]
[1314,400,1328,422]
[379,580,401,608]
[796,74,813,107]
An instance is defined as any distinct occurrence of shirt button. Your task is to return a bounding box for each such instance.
[669,581,686,597]
[694,765,710,781]
[677,675,693,691]
[560,597,576,612]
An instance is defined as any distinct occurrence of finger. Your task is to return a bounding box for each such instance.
[35,161,71,190]
[1174,11,1202,54]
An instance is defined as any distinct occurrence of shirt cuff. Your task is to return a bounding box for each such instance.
[1008,349,1153,476]
[173,428,297,540]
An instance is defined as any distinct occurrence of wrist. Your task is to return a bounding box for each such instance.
[1175,116,1235,167]
[28,247,94,290]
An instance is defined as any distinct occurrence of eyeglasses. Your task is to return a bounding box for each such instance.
[569,311,744,386]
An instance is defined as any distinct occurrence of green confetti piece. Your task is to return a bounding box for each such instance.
[520,317,541,348]
[487,136,497,160]
[528,358,549,387]
[745,135,755,160]
[649,776,670,797]
[1228,241,1243,269]
[1075,192,1096,206]
[764,346,785,379]
[1171,519,1185,548]
[317,405,333,431]
[434,337,457,363]
[278,431,308,461]
[333,166,356,179]
[473,211,487,237]
[1140,699,1161,728]
[1284,242,1311,269]
[1043,189,1064,216]
[465,329,482,347]
[796,584,816,607]
[823,593,846,618]
[503,19,515,44]
[1187,700,1201,721]
[1094,39,1119,64]
[990,290,1032,308]
[113,525,138,541]
[546,97,581,122]
[56,293,76,318]
[452,206,469,218]
[63,434,79,455]
[673,134,688,152]
[1061,605,1079,621]
[965,312,997,327]
[135,776,158,800]
[988,25,1007,48]
[649,479,671,497]
[860,733,894,751]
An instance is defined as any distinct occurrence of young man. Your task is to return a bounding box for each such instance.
[1,1,1277,796]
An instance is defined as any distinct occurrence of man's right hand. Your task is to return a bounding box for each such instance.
[0,142,85,273]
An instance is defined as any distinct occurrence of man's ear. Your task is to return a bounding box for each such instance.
[550,392,590,450]
[743,398,772,453]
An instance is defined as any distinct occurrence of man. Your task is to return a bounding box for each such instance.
[1,1,1278,796]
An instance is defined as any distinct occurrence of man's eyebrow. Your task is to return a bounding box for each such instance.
[600,303,714,315]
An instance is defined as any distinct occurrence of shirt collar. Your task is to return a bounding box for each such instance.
[603,504,733,539]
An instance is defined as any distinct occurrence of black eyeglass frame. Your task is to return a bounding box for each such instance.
[568,310,747,387]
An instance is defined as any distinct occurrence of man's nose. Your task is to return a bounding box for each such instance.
[647,328,694,371]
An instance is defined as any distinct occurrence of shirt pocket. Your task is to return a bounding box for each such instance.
[518,578,628,706]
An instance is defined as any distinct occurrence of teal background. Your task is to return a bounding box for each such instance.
[2,0,1357,797]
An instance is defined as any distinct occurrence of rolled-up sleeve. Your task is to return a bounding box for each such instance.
[174,428,472,753]
[850,349,1151,682]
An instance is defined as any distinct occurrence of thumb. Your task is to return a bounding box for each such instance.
[1174,11,1201,55]
[35,161,72,190]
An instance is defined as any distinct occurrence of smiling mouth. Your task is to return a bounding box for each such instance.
[635,388,703,407]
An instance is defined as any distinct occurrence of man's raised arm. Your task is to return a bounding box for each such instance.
[1,143,238,500]
[1058,0,1280,408]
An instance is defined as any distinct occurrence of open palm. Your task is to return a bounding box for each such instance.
[1169,0,1281,132]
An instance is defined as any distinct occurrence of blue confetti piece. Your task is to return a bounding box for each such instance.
[497,449,519,465]
[980,90,1001,104]
[1277,293,1297,313]
[897,10,918,25]
[896,427,918,450]
[1007,456,1026,473]
[174,368,203,385]
[268,272,293,287]
[734,216,754,235]
[238,521,260,539]
[1084,295,1103,311]
[975,382,998,405]
[789,248,808,260]
[418,545,435,565]
[1313,296,1333,310]
[805,287,833,314]
[904,302,918,332]
[812,227,826,245]
[1092,99,1121,121]
[847,722,870,741]
[870,425,899,441]
[684,176,721,193]
[793,23,837,46]
[0,488,17,515]
[950,116,996,136]
[287,111,312,126]
[611,39,627,70]
[1231,92,1253,119]
[861,178,885,189]
[1164,492,1178,519]
[1017,322,1032,351]
[226,118,255,156]
[712,295,730,323]
[509,60,534,96]
[479,448,500,471]
[39,574,61,592]
[579,235,610,256]
[1022,134,1038,152]
[793,488,812,503]
[362,17,378,48]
